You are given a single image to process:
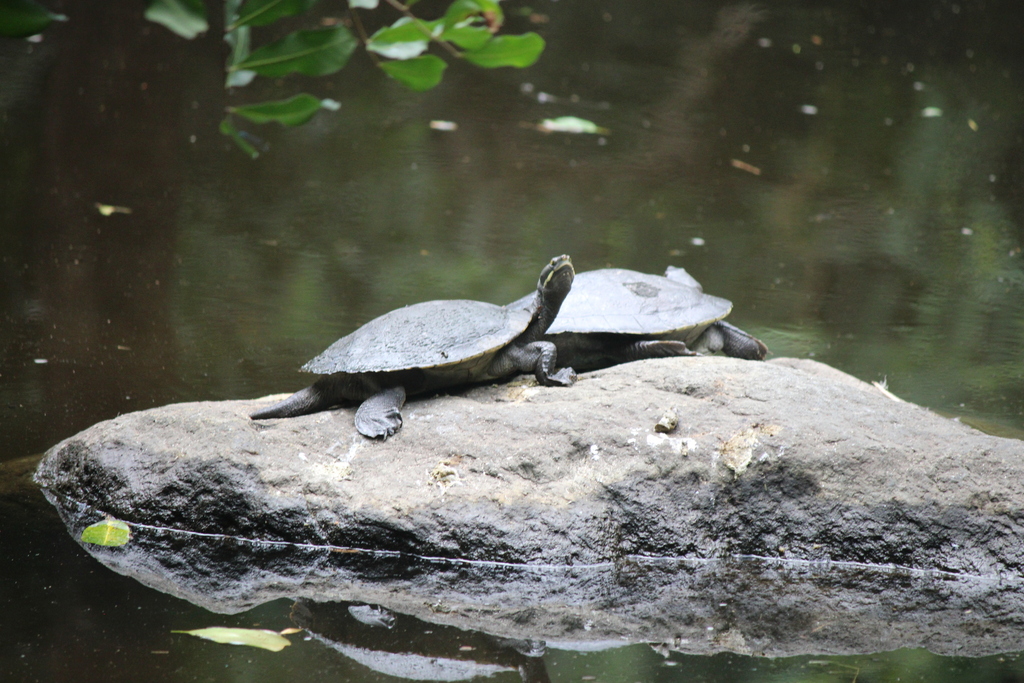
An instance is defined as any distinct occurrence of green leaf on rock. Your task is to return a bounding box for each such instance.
[81,519,131,547]
[0,0,66,38]
[379,54,447,91]
[229,93,331,126]
[229,0,318,30]
[463,32,544,68]
[232,26,358,78]
[172,627,293,651]
[144,0,209,39]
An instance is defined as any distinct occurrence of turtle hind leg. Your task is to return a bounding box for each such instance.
[250,385,327,419]
[696,321,768,360]
[354,386,407,439]
[622,339,696,361]
[250,373,365,420]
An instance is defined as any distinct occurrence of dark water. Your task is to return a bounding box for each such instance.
[2,0,1024,680]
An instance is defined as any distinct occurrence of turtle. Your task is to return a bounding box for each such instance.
[510,265,767,372]
[250,255,578,439]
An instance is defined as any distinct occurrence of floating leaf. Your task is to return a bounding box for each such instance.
[172,627,293,652]
[232,26,358,78]
[463,32,544,68]
[348,0,377,7]
[229,93,331,126]
[0,0,66,37]
[220,117,261,159]
[81,519,131,546]
[379,54,447,91]
[144,0,209,39]
[921,106,943,118]
[94,202,133,216]
[229,0,318,30]
[537,116,609,134]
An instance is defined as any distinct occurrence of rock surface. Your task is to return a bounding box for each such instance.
[34,357,1024,656]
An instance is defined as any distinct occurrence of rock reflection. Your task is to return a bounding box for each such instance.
[47,490,1024,661]
[293,600,551,682]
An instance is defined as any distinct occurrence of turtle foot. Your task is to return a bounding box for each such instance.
[355,386,407,440]
[355,409,403,440]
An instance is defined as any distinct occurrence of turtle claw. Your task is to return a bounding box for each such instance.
[546,367,577,387]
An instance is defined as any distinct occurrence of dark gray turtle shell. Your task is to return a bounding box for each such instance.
[544,268,731,337]
[301,298,536,375]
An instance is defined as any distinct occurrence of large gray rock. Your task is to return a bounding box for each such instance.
[34,357,1024,657]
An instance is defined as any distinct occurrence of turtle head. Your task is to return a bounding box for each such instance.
[532,254,574,333]
[538,254,574,302]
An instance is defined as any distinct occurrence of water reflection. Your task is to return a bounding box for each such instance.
[45,490,1024,661]
[293,601,552,682]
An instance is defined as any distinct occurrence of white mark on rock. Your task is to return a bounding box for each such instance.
[646,433,696,456]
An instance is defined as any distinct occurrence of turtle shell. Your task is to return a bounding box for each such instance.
[301,298,536,375]
[544,268,731,335]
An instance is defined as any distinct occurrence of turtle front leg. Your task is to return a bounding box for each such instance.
[490,340,576,386]
[355,386,407,439]
[526,340,577,386]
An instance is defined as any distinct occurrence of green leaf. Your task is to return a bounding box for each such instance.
[172,627,293,652]
[224,23,257,87]
[232,26,358,77]
[443,0,502,29]
[0,0,65,37]
[368,39,428,60]
[144,0,209,39]
[367,17,441,59]
[81,519,131,547]
[229,0,318,30]
[463,32,544,68]
[228,93,330,126]
[379,55,447,91]
[220,117,261,158]
[348,0,377,7]
[440,24,490,51]
[371,16,442,43]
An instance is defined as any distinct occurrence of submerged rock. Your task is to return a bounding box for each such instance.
[34,357,1024,656]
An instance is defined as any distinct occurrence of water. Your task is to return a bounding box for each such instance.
[2,0,1024,680]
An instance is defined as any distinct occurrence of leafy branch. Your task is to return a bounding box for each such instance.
[0,0,546,158]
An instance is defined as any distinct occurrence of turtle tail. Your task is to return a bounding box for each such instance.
[250,384,333,420]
